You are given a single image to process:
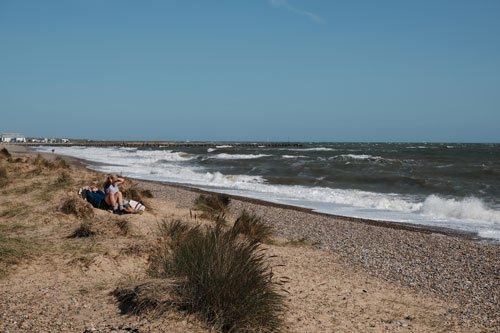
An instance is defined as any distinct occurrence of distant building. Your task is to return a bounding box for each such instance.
[0,133,26,143]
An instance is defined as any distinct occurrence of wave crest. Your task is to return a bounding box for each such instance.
[420,195,500,223]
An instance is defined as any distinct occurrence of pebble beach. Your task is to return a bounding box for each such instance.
[138,180,500,330]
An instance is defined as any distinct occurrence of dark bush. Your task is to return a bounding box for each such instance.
[233,210,274,244]
[69,221,95,238]
[193,193,231,220]
[149,220,286,332]
[0,148,11,159]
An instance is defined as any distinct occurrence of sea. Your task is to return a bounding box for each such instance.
[35,143,500,242]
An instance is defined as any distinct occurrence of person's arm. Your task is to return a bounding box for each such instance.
[114,177,125,186]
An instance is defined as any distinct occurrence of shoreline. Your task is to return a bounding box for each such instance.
[4,143,500,330]
[33,143,492,244]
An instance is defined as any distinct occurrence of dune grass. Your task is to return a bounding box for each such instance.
[0,228,33,277]
[147,219,286,332]
[233,210,274,244]
[0,166,8,188]
[193,193,231,221]
[69,221,96,238]
[60,197,94,219]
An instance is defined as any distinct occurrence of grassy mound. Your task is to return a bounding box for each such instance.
[233,210,274,244]
[148,219,286,332]
[193,193,231,221]
[60,197,94,219]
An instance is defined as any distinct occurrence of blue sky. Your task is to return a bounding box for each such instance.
[1,0,499,142]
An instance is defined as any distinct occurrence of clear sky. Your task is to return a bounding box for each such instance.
[1,0,499,142]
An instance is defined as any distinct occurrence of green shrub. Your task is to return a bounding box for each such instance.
[193,193,231,221]
[149,221,286,332]
[233,210,274,244]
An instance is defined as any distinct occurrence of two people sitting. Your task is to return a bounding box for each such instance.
[82,175,143,214]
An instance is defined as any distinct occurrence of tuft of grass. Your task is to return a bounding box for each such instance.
[33,154,54,169]
[193,193,231,221]
[0,166,8,188]
[157,219,191,240]
[121,181,151,205]
[232,210,274,244]
[54,156,70,169]
[141,189,154,198]
[0,148,12,159]
[0,230,33,277]
[115,219,131,235]
[60,197,94,219]
[69,221,95,238]
[0,203,30,219]
[0,166,7,179]
[54,171,72,187]
[148,220,286,332]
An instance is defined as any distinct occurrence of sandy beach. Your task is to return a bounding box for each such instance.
[0,143,498,332]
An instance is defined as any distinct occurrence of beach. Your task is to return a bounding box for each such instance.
[0,144,498,332]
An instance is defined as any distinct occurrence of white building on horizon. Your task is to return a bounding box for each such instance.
[0,133,27,143]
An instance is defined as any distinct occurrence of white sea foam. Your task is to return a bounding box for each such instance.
[215,145,233,148]
[289,147,336,152]
[419,195,500,224]
[207,148,216,153]
[282,155,306,159]
[211,153,270,160]
[337,154,380,160]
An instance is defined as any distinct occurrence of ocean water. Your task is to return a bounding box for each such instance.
[36,143,500,241]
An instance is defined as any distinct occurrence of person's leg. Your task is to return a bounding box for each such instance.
[105,192,118,210]
[116,191,124,210]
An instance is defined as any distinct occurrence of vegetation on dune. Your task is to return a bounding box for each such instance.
[0,166,8,188]
[121,181,153,207]
[69,221,96,238]
[0,227,33,278]
[193,193,231,221]
[146,219,286,332]
[233,210,274,244]
[0,203,30,219]
[60,197,94,219]
[0,147,12,159]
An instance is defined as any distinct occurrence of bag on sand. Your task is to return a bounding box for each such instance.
[127,199,146,212]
